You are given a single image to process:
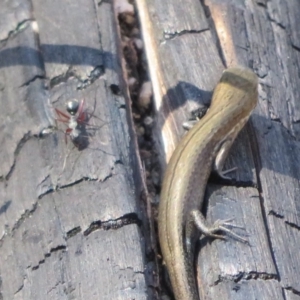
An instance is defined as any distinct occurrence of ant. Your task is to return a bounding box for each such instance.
[55,99,88,148]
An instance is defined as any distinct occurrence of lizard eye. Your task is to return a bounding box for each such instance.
[66,99,79,115]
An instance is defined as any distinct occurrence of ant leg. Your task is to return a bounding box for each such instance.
[78,99,85,114]
[55,108,70,121]
[56,117,70,124]
[77,99,86,124]
[65,128,72,144]
[78,111,86,124]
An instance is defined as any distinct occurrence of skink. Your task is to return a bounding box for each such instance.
[158,67,258,300]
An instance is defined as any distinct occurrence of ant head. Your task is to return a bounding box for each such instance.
[66,99,79,115]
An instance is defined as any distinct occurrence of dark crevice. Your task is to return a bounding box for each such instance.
[47,281,61,295]
[54,176,101,190]
[256,72,268,79]
[115,265,144,275]
[31,245,67,271]
[214,271,278,285]
[50,245,67,253]
[49,67,76,88]
[83,213,141,236]
[261,2,286,30]
[269,210,284,219]
[99,172,113,183]
[77,65,105,90]
[285,220,300,231]
[84,220,101,236]
[114,159,124,165]
[270,117,282,123]
[284,287,300,296]
[101,75,127,110]
[267,16,286,30]
[38,187,56,200]
[5,132,31,181]
[32,260,45,270]
[163,28,209,41]
[0,235,4,248]
[209,174,257,189]
[256,2,267,8]
[0,19,33,44]
[49,65,104,90]
[62,177,91,187]
[11,202,38,235]
[39,171,115,199]
[110,84,122,95]
[291,44,300,53]
[20,75,46,87]
[13,281,24,295]
[37,175,54,199]
[66,226,82,239]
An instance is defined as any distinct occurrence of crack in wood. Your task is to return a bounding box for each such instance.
[49,66,77,89]
[0,19,33,44]
[266,15,286,30]
[38,164,118,199]
[37,175,54,199]
[269,210,284,219]
[284,286,300,296]
[291,44,300,53]
[31,245,67,271]
[19,75,46,88]
[13,279,24,296]
[55,174,113,190]
[256,2,267,8]
[83,213,141,236]
[285,220,300,231]
[163,28,209,41]
[66,226,82,239]
[214,271,278,285]
[49,62,104,89]
[5,132,31,181]
[11,202,38,235]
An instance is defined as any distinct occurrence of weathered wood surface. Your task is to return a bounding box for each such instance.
[136,0,300,299]
[0,1,155,299]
